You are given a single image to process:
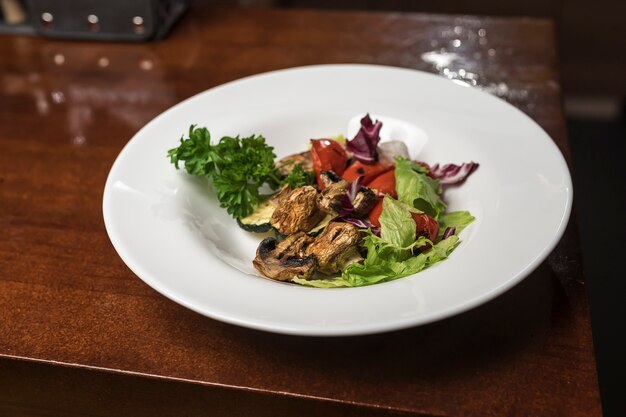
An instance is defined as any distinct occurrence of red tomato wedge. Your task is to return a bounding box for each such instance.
[367,170,397,198]
[310,139,348,189]
[342,161,392,184]
[411,213,439,242]
[367,197,384,228]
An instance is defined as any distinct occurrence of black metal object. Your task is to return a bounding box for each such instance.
[0,0,187,41]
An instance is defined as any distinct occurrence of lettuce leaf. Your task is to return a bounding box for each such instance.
[437,211,475,240]
[341,235,459,286]
[395,157,446,219]
[379,196,416,248]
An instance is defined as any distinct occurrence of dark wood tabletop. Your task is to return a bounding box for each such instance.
[0,5,602,417]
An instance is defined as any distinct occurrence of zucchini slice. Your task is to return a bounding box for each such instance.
[237,200,276,233]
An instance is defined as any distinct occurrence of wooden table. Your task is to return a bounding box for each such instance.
[0,6,602,417]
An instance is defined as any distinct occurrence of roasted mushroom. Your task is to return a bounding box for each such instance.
[253,232,317,281]
[318,171,377,217]
[350,186,377,217]
[319,170,346,189]
[318,171,351,215]
[305,222,363,275]
[270,184,292,205]
[270,185,326,235]
[276,151,313,177]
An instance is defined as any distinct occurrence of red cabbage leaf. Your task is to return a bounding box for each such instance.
[430,162,479,185]
[346,114,382,164]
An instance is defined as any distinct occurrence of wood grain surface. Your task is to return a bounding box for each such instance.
[0,5,601,417]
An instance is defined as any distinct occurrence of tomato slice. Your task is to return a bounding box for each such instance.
[367,170,397,198]
[411,213,439,242]
[367,197,384,228]
[310,139,348,189]
[342,161,392,185]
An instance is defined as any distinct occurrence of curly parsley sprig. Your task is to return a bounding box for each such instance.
[168,125,285,218]
[280,163,314,189]
[168,125,315,218]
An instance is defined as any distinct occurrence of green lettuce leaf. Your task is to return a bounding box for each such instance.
[437,211,475,240]
[395,157,446,219]
[341,235,460,286]
[379,195,416,248]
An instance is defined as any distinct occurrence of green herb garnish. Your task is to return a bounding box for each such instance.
[168,125,282,218]
[279,163,314,189]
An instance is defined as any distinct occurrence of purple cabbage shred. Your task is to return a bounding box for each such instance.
[442,227,456,239]
[430,162,479,185]
[346,114,382,164]
[339,176,364,216]
[343,217,381,236]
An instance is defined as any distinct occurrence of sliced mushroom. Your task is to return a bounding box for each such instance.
[305,222,363,275]
[276,151,313,177]
[318,171,350,215]
[351,186,377,217]
[318,170,377,217]
[270,184,292,205]
[319,170,346,189]
[270,185,326,235]
[253,232,317,281]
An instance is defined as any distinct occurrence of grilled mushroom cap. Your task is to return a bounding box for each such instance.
[270,185,326,235]
[318,170,377,217]
[253,233,317,281]
[351,186,377,217]
[305,222,363,275]
[318,171,351,215]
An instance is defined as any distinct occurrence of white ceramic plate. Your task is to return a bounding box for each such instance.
[103,64,572,336]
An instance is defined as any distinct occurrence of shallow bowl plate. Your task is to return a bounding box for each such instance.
[103,65,572,336]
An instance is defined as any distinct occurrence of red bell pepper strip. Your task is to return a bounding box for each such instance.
[367,170,397,198]
[342,161,392,185]
[367,197,384,228]
[310,139,348,189]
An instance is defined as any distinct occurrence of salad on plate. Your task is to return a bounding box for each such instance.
[167,114,478,288]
